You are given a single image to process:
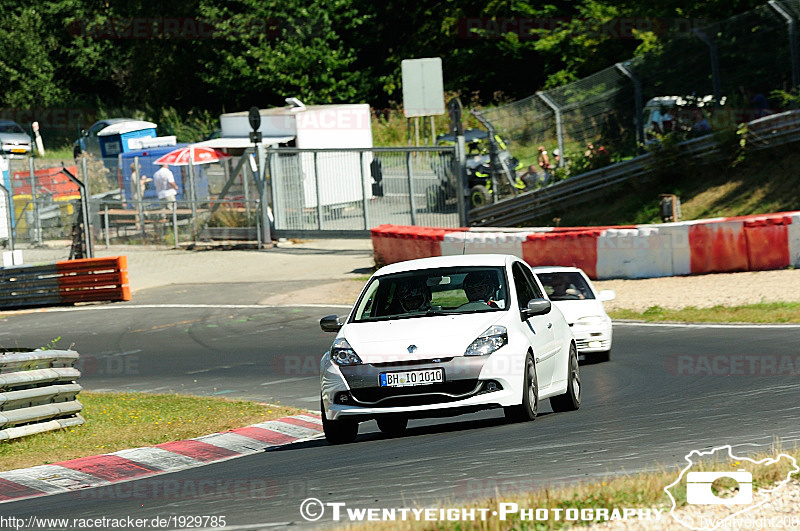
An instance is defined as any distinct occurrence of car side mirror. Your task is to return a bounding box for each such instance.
[320,314,343,333]
[598,289,616,302]
[521,298,551,319]
[81,129,87,137]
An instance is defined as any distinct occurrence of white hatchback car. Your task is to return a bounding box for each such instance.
[531,266,615,362]
[318,254,580,444]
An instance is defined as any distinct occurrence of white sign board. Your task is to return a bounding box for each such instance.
[401,58,445,118]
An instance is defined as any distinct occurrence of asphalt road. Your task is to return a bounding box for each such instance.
[1,288,800,529]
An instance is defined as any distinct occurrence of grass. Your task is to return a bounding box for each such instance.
[609,302,800,323]
[0,391,306,472]
[336,445,799,530]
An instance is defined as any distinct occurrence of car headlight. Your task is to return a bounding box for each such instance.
[465,325,507,356]
[330,338,362,366]
[575,315,605,326]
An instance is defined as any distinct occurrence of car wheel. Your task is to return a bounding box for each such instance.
[550,343,581,412]
[470,185,490,208]
[376,416,408,437]
[504,353,538,422]
[321,399,358,445]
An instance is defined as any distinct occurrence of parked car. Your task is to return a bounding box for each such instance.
[532,266,615,362]
[0,120,32,156]
[318,254,581,444]
[73,118,137,158]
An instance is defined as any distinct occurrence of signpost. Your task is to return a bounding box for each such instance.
[401,58,445,145]
[248,107,270,246]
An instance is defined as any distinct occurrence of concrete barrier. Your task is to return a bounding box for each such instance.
[370,210,800,279]
[0,350,84,441]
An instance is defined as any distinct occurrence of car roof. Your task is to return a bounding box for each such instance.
[0,119,21,125]
[376,254,514,276]
[529,266,585,274]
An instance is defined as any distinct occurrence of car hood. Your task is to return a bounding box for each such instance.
[342,312,505,363]
[0,132,31,143]
[550,300,608,324]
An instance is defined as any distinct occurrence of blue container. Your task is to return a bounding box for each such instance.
[99,127,158,158]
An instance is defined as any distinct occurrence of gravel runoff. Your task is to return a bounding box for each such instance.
[588,479,800,530]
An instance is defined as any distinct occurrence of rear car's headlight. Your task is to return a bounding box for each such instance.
[465,325,507,356]
[575,316,604,326]
[330,338,362,366]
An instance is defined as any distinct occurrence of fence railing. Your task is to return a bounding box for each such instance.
[0,350,84,441]
[470,111,800,227]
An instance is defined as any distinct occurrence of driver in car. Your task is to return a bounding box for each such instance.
[397,278,431,313]
[462,271,500,308]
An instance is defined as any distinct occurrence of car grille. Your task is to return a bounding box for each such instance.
[350,380,481,407]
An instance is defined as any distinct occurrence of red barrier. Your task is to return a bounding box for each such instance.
[370,225,461,266]
[743,216,791,271]
[12,166,80,198]
[689,222,749,274]
[522,230,601,278]
[56,256,131,304]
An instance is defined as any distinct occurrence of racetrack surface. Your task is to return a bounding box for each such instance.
[2,290,799,529]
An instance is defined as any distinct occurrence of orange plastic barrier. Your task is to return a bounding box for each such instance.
[689,222,749,274]
[56,256,131,304]
[370,225,462,266]
[743,216,791,271]
[523,230,601,279]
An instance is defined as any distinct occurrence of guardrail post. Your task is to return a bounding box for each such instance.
[537,92,565,168]
[769,0,800,90]
[615,61,645,151]
[455,137,468,226]
[692,28,722,105]
[406,151,417,225]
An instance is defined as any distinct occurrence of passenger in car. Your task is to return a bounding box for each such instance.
[396,278,432,313]
[462,271,500,308]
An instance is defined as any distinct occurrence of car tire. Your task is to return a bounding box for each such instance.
[470,185,490,208]
[376,416,408,437]
[321,399,358,445]
[504,353,538,422]
[550,343,582,412]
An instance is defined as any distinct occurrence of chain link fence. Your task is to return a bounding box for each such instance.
[482,1,800,189]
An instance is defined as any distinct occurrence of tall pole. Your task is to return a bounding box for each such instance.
[769,0,800,90]
[616,61,645,151]
[537,92,565,168]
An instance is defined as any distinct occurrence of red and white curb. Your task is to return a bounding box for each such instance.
[0,414,322,504]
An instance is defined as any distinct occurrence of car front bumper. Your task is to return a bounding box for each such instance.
[571,324,612,353]
[321,352,522,420]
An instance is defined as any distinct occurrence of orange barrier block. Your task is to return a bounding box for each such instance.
[522,230,601,279]
[56,256,131,303]
[370,225,461,266]
[689,222,748,274]
[744,216,791,271]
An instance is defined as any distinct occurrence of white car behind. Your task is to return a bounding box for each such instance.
[318,254,581,444]
[532,266,615,362]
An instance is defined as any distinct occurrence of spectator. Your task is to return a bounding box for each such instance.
[129,162,151,205]
[552,148,561,167]
[650,107,664,135]
[692,110,710,134]
[537,145,552,186]
[661,106,674,132]
[153,164,178,203]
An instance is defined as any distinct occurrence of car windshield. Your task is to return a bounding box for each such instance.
[537,272,595,301]
[0,122,25,134]
[351,266,508,322]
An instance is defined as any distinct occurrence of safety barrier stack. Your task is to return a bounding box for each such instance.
[0,256,130,310]
[0,350,84,441]
[371,210,800,279]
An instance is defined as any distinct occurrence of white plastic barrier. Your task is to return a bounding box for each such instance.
[788,213,800,267]
[596,227,676,279]
[442,231,528,258]
[0,350,84,441]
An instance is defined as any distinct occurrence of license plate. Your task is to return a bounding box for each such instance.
[11,148,25,153]
[380,368,444,387]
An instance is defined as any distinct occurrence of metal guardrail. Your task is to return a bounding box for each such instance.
[469,111,800,227]
[0,350,84,441]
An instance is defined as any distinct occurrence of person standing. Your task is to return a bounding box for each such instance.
[153,164,178,202]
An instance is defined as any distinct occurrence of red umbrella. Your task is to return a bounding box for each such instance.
[153,145,231,166]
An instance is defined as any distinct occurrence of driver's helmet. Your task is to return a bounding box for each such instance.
[397,277,431,312]
[463,271,498,302]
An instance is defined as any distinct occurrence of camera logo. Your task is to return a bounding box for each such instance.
[685,470,752,505]
[664,445,799,530]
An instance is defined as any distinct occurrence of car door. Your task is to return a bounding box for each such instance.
[511,262,557,390]
[85,121,108,157]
